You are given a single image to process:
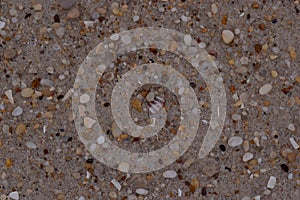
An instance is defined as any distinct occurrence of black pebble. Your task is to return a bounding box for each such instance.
[280,164,289,173]
[219,144,226,152]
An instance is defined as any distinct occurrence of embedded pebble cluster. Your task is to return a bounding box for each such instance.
[0,0,299,200]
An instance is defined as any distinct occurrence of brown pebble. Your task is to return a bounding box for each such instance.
[255,44,262,53]
[251,2,259,9]
[287,152,297,163]
[4,48,17,59]
[259,23,265,30]
[5,158,13,168]
[67,8,80,19]
[16,123,26,135]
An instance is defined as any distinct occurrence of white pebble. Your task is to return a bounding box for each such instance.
[222,30,234,44]
[5,90,14,104]
[288,123,295,132]
[253,195,261,200]
[83,117,96,128]
[136,188,149,195]
[211,3,218,14]
[133,15,139,22]
[0,21,6,29]
[199,42,206,48]
[97,136,105,144]
[12,106,23,117]
[163,170,177,178]
[110,34,119,41]
[9,191,19,200]
[183,34,192,45]
[228,136,243,147]
[78,196,85,200]
[267,176,276,189]
[111,179,122,191]
[242,152,254,162]
[80,94,90,104]
[259,84,272,95]
[288,173,293,180]
[121,35,131,44]
[289,138,299,149]
[26,142,37,149]
[231,114,241,121]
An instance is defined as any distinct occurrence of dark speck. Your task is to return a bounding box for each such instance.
[271,19,278,24]
[86,158,94,163]
[280,164,289,173]
[54,14,60,23]
[25,13,32,19]
[219,144,226,152]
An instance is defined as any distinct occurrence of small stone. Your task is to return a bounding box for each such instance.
[231,114,241,121]
[16,123,26,135]
[290,50,297,60]
[240,56,249,65]
[267,176,276,189]
[263,189,271,196]
[288,123,295,132]
[222,30,234,44]
[6,159,13,168]
[121,35,131,44]
[280,164,289,173]
[33,3,42,11]
[259,84,272,95]
[83,117,96,128]
[183,157,195,169]
[12,106,23,116]
[183,34,192,45]
[133,15,139,22]
[211,3,218,14]
[9,191,19,200]
[26,142,37,149]
[97,136,105,144]
[56,27,65,38]
[289,138,299,149]
[67,8,80,19]
[271,70,278,78]
[228,136,243,147]
[0,21,5,29]
[5,90,14,104]
[109,191,117,198]
[287,152,297,163]
[45,165,54,173]
[288,173,293,180]
[136,188,149,195]
[111,179,121,191]
[57,193,65,200]
[118,162,129,173]
[242,152,254,162]
[112,121,122,137]
[21,88,34,98]
[78,196,85,200]
[4,48,17,59]
[80,94,90,104]
[163,170,177,178]
[59,0,77,9]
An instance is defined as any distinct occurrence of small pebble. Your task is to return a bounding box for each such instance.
[118,162,130,173]
[33,3,43,11]
[59,0,77,9]
[83,117,96,128]
[16,123,26,135]
[111,179,121,191]
[97,136,105,144]
[242,152,254,162]
[0,21,5,29]
[228,136,243,147]
[67,8,80,19]
[289,138,299,149]
[4,48,17,59]
[211,3,218,14]
[183,34,192,45]
[9,191,19,200]
[12,106,23,117]
[288,173,293,180]
[136,188,149,195]
[26,141,37,149]
[222,30,234,44]
[80,94,90,104]
[280,164,289,173]
[127,194,138,200]
[5,90,14,104]
[267,176,276,189]
[21,88,34,98]
[259,84,272,95]
[133,15,139,22]
[163,170,177,178]
[112,121,122,137]
[287,123,295,132]
[231,114,241,121]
